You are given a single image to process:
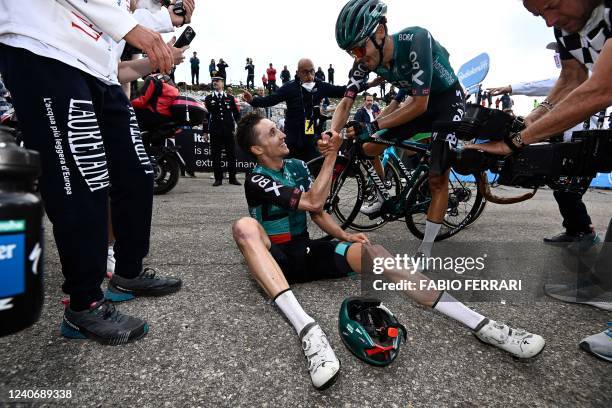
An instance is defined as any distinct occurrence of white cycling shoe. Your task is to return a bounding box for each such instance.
[360,193,384,215]
[300,323,340,390]
[474,318,545,359]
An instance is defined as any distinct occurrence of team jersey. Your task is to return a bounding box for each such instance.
[345,26,458,99]
[554,0,611,71]
[245,159,313,244]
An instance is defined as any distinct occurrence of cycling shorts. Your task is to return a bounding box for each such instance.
[269,238,353,284]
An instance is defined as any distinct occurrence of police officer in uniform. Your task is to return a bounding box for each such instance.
[204,77,241,186]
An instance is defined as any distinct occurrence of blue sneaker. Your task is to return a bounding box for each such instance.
[106,267,182,302]
[60,300,148,345]
[579,322,612,362]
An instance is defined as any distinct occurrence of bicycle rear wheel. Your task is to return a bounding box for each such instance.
[306,155,364,240]
[404,170,483,241]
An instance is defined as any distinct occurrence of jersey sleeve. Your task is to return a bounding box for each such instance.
[554,29,573,60]
[245,172,303,210]
[408,29,434,96]
[344,61,370,99]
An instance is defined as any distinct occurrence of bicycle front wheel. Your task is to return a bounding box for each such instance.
[404,170,483,241]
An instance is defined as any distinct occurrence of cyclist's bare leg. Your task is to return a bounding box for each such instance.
[362,142,386,178]
[373,156,384,178]
[233,217,342,386]
[427,170,450,224]
[355,244,545,358]
[232,217,289,297]
[414,170,450,257]
[346,243,485,328]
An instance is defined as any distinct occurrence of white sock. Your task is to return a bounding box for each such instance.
[433,292,486,330]
[274,289,315,335]
[107,244,114,256]
[418,220,441,257]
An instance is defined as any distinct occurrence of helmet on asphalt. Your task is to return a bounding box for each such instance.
[338,296,407,366]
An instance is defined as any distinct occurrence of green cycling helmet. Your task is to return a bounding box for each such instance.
[335,0,387,50]
[339,296,407,367]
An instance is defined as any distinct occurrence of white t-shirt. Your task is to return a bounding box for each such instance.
[0,0,138,85]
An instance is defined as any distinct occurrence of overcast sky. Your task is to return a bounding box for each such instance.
[168,0,560,114]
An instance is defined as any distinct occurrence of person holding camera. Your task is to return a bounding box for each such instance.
[0,0,189,345]
[487,44,602,247]
[467,0,611,362]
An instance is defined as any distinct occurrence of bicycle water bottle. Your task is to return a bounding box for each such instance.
[0,126,44,337]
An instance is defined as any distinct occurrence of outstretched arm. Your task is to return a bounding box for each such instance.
[331,97,355,132]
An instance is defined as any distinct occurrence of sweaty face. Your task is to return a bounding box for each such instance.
[359,38,383,71]
[523,0,597,33]
[253,119,289,159]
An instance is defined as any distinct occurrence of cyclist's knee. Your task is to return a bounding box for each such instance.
[428,173,449,192]
[363,143,385,157]
[232,217,262,246]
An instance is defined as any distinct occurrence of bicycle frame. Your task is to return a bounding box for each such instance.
[343,134,432,218]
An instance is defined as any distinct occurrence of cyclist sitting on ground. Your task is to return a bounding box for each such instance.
[232,112,545,390]
[331,0,466,260]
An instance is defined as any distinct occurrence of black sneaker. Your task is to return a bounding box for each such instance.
[544,231,578,244]
[544,231,599,246]
[229,179,241,186]
[60,300,148,345]
[106,267,182,302]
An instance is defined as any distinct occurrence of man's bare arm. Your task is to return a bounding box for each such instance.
[525,58,588,124]
[297,133,342,212]
[331,97,355,133]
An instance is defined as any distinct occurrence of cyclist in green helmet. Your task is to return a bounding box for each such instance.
[332,0,466,260]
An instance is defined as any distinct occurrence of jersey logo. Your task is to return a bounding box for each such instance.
[398,33,414,41]
[347,76,364,92]
[412,70,425,86]
[251,174,282,196]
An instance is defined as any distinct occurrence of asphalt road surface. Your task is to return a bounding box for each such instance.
[1,176,610,407]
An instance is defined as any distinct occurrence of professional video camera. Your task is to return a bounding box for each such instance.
[450,104,612,200]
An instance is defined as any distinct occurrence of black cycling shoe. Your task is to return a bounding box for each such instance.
[106,267,182,302]
[60,299,148,345]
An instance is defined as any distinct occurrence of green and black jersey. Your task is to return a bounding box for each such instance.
[345,26,458,99]
[244,159,313,244]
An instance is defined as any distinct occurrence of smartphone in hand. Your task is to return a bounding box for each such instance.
[174,26,196,48]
